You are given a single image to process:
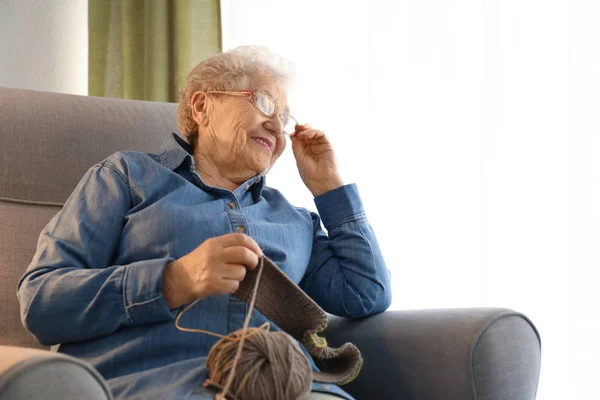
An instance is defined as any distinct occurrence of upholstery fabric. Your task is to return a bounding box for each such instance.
[0,201,61,348]
[472,315,542,399]
[325,308,541,399]
[0,87,176,348]
[0,87,177,203]
[0,346,112,400]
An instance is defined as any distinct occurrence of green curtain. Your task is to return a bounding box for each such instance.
[89,0,221,102]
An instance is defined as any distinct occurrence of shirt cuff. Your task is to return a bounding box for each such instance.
[123,258,176,326]
[314,183,365,229]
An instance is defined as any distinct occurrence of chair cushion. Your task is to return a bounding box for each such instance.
[0,87,177,204]
[0,201,61,348]
[0,346,112,400]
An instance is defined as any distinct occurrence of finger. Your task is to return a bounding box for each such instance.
[295,129,325,140]
[291,136,306,159]
[218,278,240,294]
[290,124,312,136]
[220,264,247,281]
[216,233,263,257]
[305,143,333,156]
[221,246,260,271]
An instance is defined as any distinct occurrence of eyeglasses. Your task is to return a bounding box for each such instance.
[207,90,298,135]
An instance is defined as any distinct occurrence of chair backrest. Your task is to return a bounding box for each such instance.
[0,87,178,348]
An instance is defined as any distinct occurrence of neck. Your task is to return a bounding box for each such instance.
[193,151,249,192]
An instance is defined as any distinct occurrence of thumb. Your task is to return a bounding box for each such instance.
[291,136,305,161]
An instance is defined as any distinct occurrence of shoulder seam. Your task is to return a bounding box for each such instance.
[96,160,131,190]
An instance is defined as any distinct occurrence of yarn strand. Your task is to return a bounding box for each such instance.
[218,256,265,399]
[175,258,267,400]
[175,297,225,338]
[175,256,313,400]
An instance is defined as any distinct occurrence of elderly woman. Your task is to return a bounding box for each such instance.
[17,46,391,400]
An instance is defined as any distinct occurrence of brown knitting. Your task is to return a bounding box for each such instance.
[231,256,363,385]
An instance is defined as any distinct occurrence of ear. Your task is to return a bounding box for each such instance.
[191,91,209,128]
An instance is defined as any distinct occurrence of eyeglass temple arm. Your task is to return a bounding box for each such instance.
[207,90,252,97]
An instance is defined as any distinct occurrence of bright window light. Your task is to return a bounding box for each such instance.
[221,1,600,399]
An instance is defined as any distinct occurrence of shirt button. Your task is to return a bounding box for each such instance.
[236,226,245,233]
[228,202,236,209]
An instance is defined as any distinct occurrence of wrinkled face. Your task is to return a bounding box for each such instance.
[195,75,289,181]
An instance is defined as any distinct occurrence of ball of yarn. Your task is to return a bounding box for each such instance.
[206,328,313,400]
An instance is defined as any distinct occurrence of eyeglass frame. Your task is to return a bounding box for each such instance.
[206,90,299,135]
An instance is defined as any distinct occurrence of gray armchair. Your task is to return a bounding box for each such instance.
[0,87,541,399]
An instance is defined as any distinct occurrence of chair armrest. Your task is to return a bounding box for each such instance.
[325,308,541,400]
[0,345,113,400]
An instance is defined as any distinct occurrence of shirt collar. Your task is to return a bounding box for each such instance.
[247,174,266,202]
[159,132,266,199]
[159,132,194,171]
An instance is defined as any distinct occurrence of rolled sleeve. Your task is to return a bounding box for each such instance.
[301,184,392,318]
[123,258,176,325]
[18,158,177,345]
[314,184,365,229]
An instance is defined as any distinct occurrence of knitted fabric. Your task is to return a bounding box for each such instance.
[231,256,363,385]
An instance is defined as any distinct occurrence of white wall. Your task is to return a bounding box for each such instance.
[221,1,600,399]
[0,0,88,94]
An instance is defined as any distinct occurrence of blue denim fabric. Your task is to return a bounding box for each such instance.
[17,132,392,400]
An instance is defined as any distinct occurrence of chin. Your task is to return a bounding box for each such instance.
[256,162,273,175]
[257,165,271,175]
[250,157,274,174]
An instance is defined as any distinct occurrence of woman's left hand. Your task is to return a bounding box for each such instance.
[290,124,344,197]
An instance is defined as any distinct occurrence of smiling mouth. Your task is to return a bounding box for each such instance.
[251,136,273,150]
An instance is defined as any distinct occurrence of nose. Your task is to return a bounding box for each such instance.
[263,114,284,136]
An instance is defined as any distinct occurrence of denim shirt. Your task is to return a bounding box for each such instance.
[17,132,392,400]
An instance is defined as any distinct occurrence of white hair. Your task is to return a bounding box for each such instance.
[177,45,295,141]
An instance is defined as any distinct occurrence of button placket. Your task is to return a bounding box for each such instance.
[225,196,249,235]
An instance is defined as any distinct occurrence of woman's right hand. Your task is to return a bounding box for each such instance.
[162,233,263,310]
